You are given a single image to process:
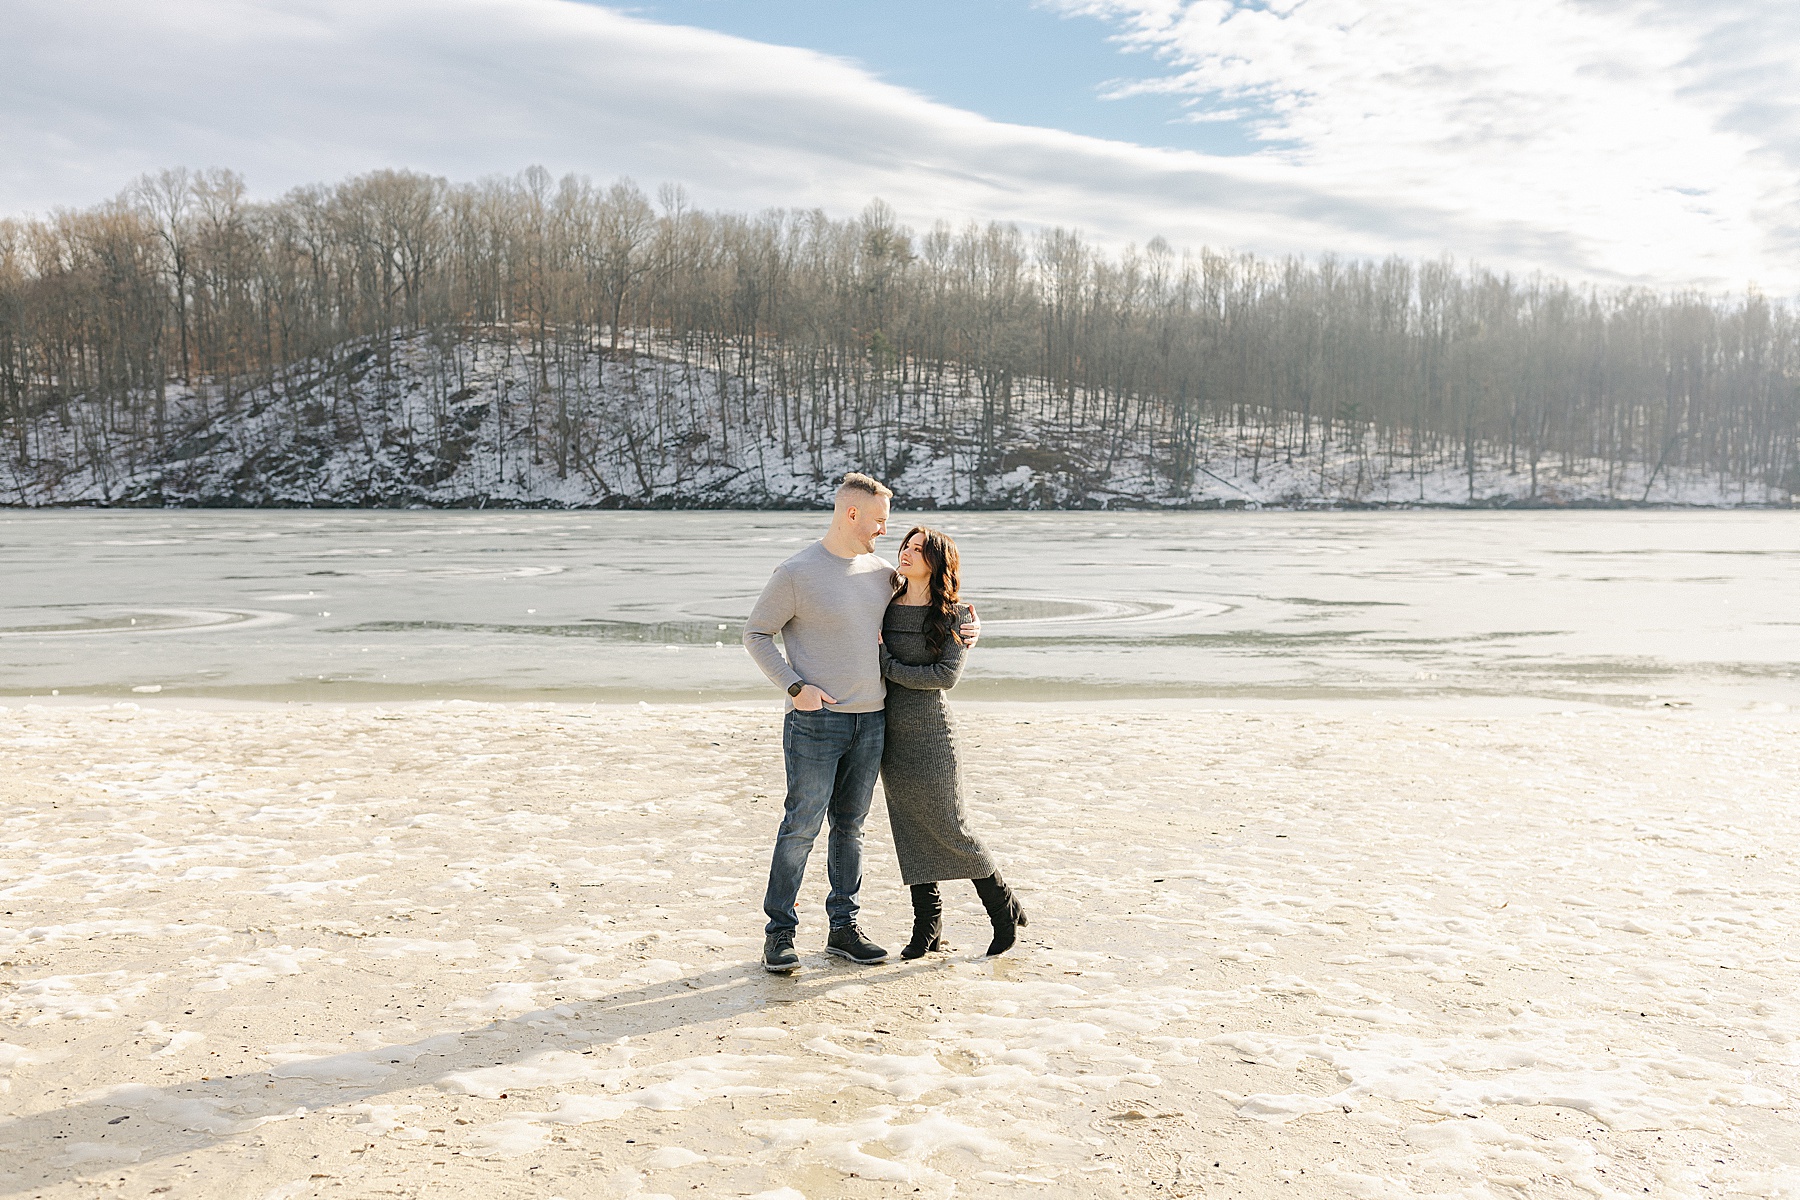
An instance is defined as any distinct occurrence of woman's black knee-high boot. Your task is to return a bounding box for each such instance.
[902,882,943,959]
[972,873,1028,956]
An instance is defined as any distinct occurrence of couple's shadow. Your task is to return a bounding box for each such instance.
[0,955,912,1194]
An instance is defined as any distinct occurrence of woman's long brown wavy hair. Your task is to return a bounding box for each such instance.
[898,526,963,658]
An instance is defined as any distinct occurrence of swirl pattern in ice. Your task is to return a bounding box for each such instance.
[0,607,292,638]
[970,595,1228,626]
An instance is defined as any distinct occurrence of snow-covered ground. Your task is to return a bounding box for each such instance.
[2,700,1795,1197]
[4,335,1785,509]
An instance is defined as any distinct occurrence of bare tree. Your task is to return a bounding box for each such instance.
[2,165,1797,507]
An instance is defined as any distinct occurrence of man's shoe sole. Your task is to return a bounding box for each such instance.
[763,960,800,974]
[824,946,889,964]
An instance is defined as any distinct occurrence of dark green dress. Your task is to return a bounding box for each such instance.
[878,601,996,886]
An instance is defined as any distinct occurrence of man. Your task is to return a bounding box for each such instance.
[743,472,975,973]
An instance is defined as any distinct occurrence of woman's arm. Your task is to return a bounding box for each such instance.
[880,641,965,690]
[878,606,970,691]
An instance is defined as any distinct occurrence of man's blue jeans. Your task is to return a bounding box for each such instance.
[763,708,885,935]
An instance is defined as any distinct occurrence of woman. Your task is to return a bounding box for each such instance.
[878,526,1028,958]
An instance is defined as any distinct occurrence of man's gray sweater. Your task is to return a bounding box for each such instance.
[743,541,896,712]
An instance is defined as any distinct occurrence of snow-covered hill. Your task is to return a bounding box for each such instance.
[3,335,1788,508]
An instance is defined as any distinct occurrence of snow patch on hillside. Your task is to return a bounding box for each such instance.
[3,335,1785,508]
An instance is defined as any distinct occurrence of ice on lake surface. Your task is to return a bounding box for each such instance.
[2,509,1796,709]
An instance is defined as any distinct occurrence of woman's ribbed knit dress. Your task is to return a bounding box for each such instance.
[877,601,997,886]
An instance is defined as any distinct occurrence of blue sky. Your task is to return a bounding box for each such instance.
[4,0,1798,290]
[621,0,1260,154]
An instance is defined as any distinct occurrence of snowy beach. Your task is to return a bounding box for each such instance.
[2,699,1796,1198]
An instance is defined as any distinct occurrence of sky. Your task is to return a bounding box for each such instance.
[4,0,1799,291]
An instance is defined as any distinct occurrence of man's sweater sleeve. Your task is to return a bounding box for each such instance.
[743,568,803,691]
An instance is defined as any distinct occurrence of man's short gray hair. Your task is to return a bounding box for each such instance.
[837,472,893,500]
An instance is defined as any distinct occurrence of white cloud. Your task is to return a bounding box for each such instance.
[2,0,1796,289]
[1056,0,1800,288]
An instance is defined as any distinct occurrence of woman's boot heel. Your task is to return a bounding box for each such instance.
[902,882,943,960]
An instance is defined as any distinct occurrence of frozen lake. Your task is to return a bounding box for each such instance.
[2,509,1796,709]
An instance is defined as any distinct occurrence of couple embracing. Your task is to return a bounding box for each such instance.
[743,472,1028,974]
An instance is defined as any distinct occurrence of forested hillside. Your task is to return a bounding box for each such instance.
[2,167,1796,507]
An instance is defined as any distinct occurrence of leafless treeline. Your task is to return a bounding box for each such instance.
[3,165,1797,504]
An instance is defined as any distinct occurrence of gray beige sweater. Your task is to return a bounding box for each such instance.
[743,541,897,712]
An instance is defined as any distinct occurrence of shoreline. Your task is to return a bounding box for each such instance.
[0,691,1773,717]
[5,498,1798,512]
